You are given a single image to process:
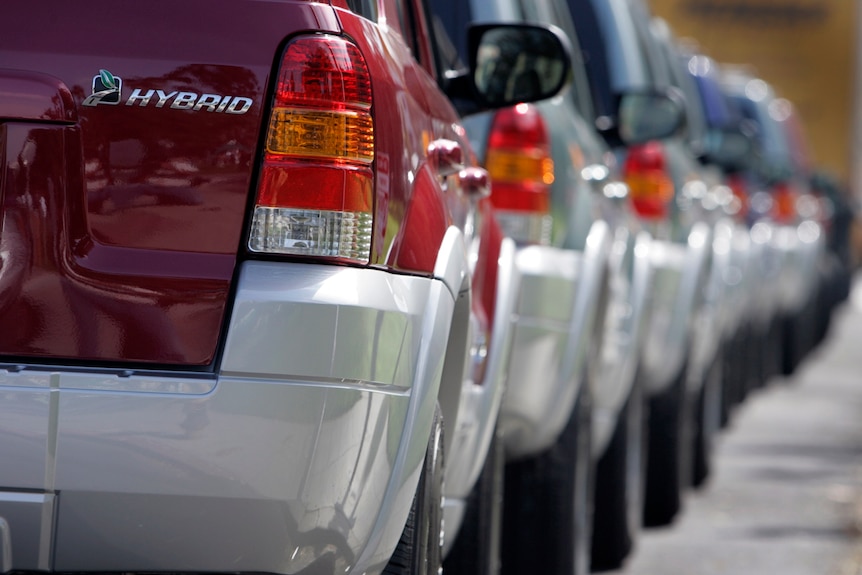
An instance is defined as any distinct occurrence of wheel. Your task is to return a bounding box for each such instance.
[590,373,646,572]
[692,354,722,488]
[443,428,503,575]
[384,405,444,575]
[501,383,593,575]
[643,361,690,527]
[720,330,741,428]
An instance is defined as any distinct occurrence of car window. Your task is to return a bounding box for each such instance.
[393,0,421,63]
[428,0,472,78]
[346,0,378,21]
[649,22,706,147]
[568,0,654,118]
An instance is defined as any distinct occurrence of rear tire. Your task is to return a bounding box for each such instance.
[643,362,690,527]
[384,405,444,575]
[443,428,504,575]
[590,373,646,572]
[501,384,593,575]
[692,354,722,488]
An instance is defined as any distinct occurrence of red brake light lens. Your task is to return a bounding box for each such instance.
[248,35,374,262]
[623,141,674,220]
[771,181,798,224]
[485,103,553,244]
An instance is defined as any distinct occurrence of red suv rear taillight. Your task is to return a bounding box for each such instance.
[249,35,374,263]
[623,140,674,220]
[485,103,553,245]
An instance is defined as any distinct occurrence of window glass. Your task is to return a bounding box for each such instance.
[346,0,378,21]
[427,0,474,78]
[519,0,594,119]
[568,0,653,117]
[393,0,421,62]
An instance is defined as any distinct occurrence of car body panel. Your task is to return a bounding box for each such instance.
[592,228,653,454]
[442,235,519,551]
[641,221,710,393]
[499,220,611,458]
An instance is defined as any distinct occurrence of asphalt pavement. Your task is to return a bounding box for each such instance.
[609,277,862,575]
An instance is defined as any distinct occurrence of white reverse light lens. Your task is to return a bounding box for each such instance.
[249,207,372,261]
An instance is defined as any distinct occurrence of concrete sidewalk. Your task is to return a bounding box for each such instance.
[610,280,862,575]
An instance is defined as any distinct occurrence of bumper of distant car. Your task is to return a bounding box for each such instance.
[641,223,711,394]
[499,221,611,459]
[0,261,454,575]
[442,237,518,553]
[592,230,653,457]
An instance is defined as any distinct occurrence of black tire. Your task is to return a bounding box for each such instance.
[501,384,593,575]
[590,373,646,572]
[643,361,690,527]
[384,405,444,575]
[720,328,744,428]
[692,353,722,488]
[443,428,504,575]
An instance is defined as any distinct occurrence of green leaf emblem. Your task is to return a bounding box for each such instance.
[99,69,117,90]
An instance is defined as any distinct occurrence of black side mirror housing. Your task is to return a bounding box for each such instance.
[445,23,573,116]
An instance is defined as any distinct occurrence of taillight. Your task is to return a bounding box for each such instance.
[771,181,797,224]
[248,35,374,263]
[485,103,553,245]
[623,141,674,220]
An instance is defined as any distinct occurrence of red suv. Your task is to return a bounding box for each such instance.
[0,1,569,574]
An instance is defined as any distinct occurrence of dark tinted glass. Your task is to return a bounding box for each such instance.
[346,0,378,21]
[430,0,474,74]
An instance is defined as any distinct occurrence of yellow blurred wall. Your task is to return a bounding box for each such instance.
[648,0,856,186]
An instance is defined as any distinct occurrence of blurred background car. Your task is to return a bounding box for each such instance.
[678,49,772,425]
[429,0,671,573]
[719,70,830,381]
[568,0,739,536]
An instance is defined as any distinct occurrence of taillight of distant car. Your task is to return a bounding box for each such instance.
[485,103,554,245]
[249,35,374,263]
[770,181,798,225]
[623,140,674,220]
[726,173,750,222]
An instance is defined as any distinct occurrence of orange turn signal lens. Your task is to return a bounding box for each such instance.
[267,108,374,164]
[486,149,554,186]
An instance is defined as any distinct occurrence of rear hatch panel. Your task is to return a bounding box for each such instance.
[0,0,340,367]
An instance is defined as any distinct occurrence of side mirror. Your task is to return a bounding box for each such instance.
[615,89,686,145]
[701,127,753,172]
[446,23,572,114]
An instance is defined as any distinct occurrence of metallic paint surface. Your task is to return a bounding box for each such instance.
[500,221,612,459]
[0,1,341,365]
[641,223,712,395]
[592,229,654,456]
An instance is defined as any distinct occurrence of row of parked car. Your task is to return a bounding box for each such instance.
[0,0,853,574]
